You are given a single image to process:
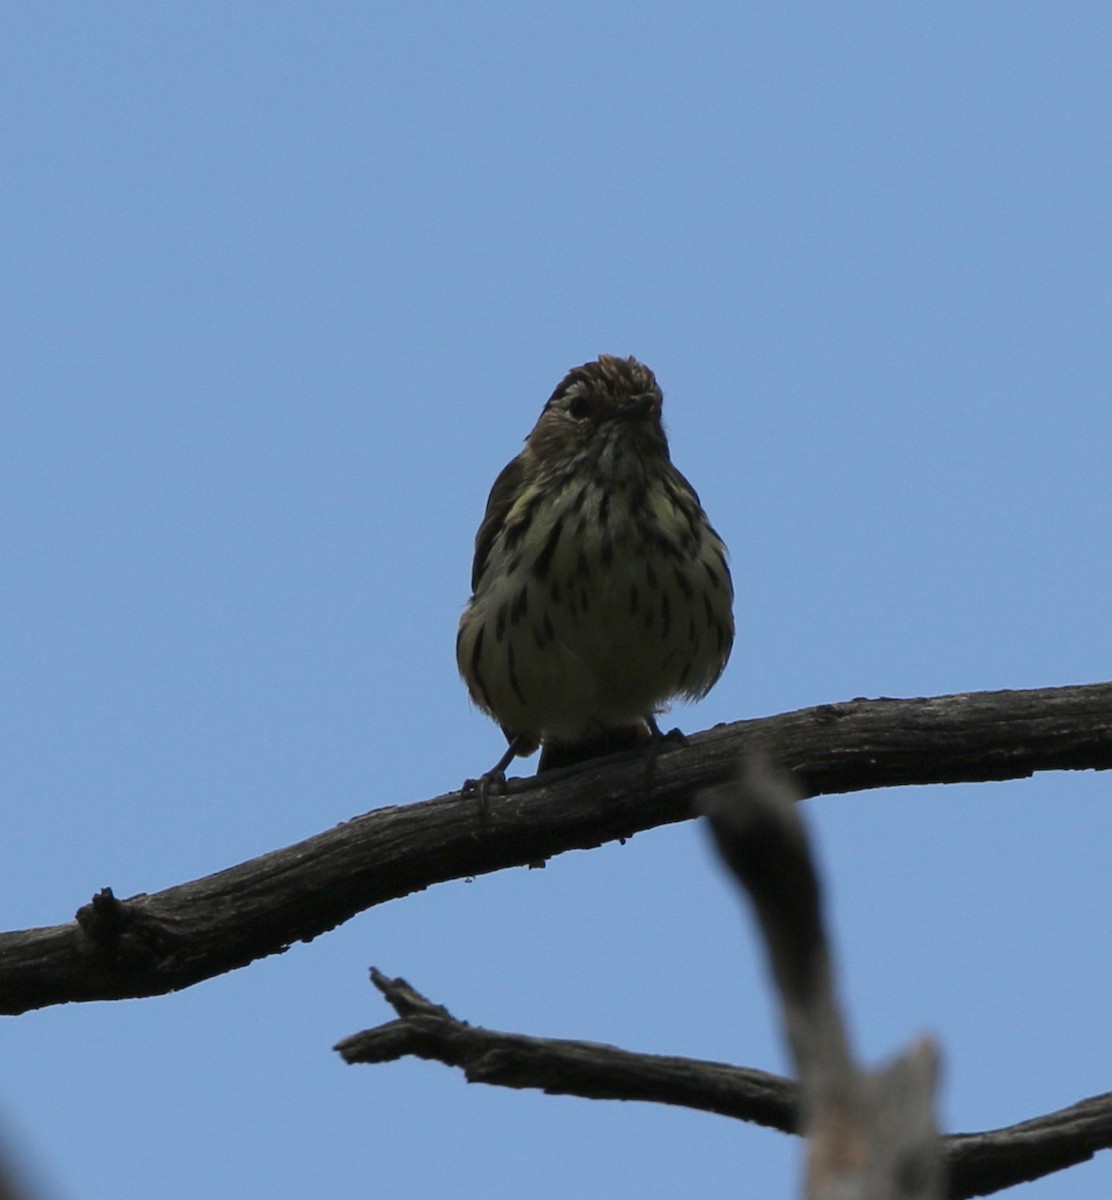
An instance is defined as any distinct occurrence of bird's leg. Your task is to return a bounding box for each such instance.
[647,715,688,747]
[642,716,688,781]
[462,733,534,811]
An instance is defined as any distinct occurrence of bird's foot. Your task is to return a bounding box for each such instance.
[461,735,533,813]
[461,768,508,813]
[643,718,687,780]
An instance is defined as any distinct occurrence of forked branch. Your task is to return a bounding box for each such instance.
[337,972,1112,1199]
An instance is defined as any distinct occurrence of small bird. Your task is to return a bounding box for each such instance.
[457,354,734,786]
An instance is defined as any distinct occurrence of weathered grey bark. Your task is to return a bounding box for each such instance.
[2,682,1110,1015]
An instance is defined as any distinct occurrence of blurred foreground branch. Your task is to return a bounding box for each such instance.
[2,682,1111,1015]
[703,761,942,1198]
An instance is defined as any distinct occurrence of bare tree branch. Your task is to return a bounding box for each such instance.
[337,971,1112,1199]
[336,971,799,1126]
[947,1095,1112,1196]
[2,682,1111,1015]
[704,761,943,1199]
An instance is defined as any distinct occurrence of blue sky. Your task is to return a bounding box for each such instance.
[3,5,1111,1197]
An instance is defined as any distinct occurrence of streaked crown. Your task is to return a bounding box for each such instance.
[526,354,670,474]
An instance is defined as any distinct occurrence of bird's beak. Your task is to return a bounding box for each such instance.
[618,392,660,421]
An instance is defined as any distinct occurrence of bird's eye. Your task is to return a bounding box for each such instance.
[567,395,591,420]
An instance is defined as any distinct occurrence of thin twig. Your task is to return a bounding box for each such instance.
[338,971,1112,1199]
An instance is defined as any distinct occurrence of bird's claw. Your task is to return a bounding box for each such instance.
[643,719,687,780]
[462,769,509,813]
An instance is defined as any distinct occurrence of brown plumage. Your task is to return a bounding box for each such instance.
[457,354,734,782]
